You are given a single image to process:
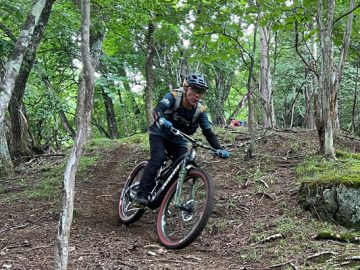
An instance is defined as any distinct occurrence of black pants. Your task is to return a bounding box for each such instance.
[139,133,188,194]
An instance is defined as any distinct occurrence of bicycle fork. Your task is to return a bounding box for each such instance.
[174,162,197,209]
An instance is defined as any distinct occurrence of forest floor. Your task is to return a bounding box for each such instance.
[1,128,360,270]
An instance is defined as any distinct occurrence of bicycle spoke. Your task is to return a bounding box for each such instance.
[118,161,147,224]
[157,168,214,249]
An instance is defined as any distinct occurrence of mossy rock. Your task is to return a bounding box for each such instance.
[298,150,360,229]
[300,182,360,230]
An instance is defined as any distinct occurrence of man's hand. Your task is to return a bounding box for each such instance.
[159,117,173,133]
[215,149,230,158]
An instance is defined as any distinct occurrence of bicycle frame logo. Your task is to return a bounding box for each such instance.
[154,160,183,198]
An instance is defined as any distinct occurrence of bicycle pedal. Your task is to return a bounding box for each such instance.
[132,202,148,209]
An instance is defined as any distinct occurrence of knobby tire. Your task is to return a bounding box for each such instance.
[156,168,214,249]
[118,161,147,224]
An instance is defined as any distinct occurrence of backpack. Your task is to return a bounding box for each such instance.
[170,88,202,124]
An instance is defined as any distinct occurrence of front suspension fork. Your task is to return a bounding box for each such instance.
[174,164,197,208]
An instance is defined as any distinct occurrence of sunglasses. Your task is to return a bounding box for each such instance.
[191,87,206,94]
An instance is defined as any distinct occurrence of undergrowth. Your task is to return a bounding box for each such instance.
[296,149,360,187]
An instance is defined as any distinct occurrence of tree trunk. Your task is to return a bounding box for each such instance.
[8,0,54,162]
[316,0,354,158]
[179,49,188,84]
[319,10,335,158]
[164,53,177,89]
[76,30,104,131]
[118,65,141,134]
[303,85,316,129]
[42,75,76,139]
[55,1,95,269]
[0,121,12,177]
[213,70,232,126]
[144,21,155,127]
[0,0,47,178]
[101,88,119,138]
[289,87,296,128]
[116,88,129,136]
[259,25,276,129]
[352,61,359,134]
[304,24,318,130]
[245,14,259,161]
[230,94,249,121]
[58,110,76,139]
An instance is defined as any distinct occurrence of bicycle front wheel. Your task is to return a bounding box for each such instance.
[156,168,214,249]
[118,161,147,224]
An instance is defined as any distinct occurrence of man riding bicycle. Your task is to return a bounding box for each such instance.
[133,73,230,206]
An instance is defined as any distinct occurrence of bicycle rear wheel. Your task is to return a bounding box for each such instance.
[156,168,214,249]
[118,161,147,224]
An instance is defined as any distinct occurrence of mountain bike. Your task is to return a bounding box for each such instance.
[118,128,217,249]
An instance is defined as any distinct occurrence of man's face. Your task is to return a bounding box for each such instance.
[185,87,205,107]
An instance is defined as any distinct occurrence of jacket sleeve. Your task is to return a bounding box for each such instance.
[202,128,221,149]
[153,92,176,121]
[197,110,222,149]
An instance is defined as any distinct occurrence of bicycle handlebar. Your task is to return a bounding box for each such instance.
[157,118,218,153]
[170,127,216,152]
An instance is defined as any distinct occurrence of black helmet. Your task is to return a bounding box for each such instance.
[183,73,209,91]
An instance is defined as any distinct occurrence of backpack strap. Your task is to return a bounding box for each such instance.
[173,87,184,110]
[192,103,202,123]
[171,87,203,123]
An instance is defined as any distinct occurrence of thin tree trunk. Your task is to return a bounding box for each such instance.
[319,2,335,157]
[8,0,54,161]
[304,23,318,130]
[58,110,76,139]
[289,87,296,128]
[144,21,155,127]
[42,75,76,139]
[117,88,129,136]
[55,1,95,269]
[259,25,275,129]
[245,13,259,160]
[230,94,249,121]
[179,48,189,84]
[214,70,232,126]
[316,0,354,158]
[118,65,141,134]
[352,61,359,133]
[0,0,47,178]
[75,30,104,132]
[101,88,119,138]
[303,85,316,129]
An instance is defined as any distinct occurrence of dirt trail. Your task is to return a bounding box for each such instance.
[1,129,359,270]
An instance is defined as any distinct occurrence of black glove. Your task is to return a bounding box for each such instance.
[159,117,173,133]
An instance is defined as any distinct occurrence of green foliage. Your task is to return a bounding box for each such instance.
[1,138,120,201]
[0,0,30,57]
[119,132,149,150]
[338,65,360,134]
[272,52,311,127]
[18,153,102,200]
[336,150,360,160]
[274,216,300,235]
[84,138,122,152]
[2,0,359,158]
[22,176,62,200]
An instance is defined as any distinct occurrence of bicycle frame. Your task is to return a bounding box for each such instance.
[150,128,214,208]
